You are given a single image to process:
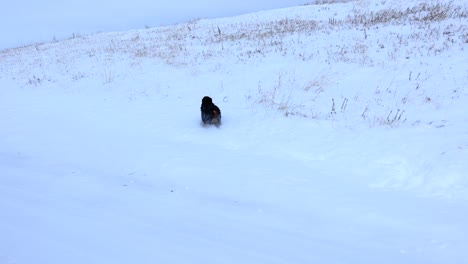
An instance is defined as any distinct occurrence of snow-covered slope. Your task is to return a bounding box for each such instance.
[1,0,467,263]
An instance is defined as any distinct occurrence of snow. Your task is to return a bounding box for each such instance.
[0,0,308,50]
[1,0,468,263]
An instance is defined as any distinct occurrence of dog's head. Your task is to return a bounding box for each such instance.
[202,96,213,106]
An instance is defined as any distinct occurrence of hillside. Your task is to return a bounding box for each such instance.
[1,0,467,263]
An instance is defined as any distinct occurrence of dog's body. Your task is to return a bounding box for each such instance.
[201,96,221,126]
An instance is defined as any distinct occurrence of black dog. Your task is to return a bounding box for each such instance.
[200,96,221,126]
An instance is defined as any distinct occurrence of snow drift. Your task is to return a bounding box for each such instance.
[1,0,467,263]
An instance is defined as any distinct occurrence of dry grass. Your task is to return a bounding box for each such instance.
[1,0,465,127]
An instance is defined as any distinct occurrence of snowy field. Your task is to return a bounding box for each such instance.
[1,0,467,263]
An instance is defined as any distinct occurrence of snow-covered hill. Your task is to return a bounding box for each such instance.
[1,0,467,263]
